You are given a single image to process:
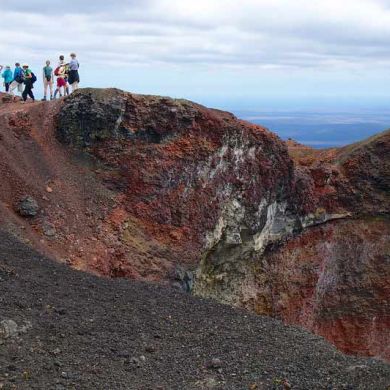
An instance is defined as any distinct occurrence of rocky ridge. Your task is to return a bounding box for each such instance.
[0,89,388,362]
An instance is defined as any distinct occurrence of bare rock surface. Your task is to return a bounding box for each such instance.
[0,89,389,361]
[16,196,39,217]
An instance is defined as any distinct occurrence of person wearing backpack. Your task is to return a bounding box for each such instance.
[9,63,24,95]
[42,60,54,101]
[1,65,13,92]
[68,53,80,92]
[21,64,35,103]
[53,55,68,99]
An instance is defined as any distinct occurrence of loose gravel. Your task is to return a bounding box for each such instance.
[0,231,389,389]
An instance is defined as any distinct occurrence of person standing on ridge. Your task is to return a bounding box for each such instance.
[68,53,80,92]
[0,65,3,89]
[42,60,54,101]
[21,64,35,103]
[9,63,24,95]
[53,55,67,99]
[1,65,13,92]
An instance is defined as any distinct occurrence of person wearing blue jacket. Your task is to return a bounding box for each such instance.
[1,65,13,92]
[9,63,24,95]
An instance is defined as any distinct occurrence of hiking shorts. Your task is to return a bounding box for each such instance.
[68,70,80,85]
[57,77,66,88]
[44,79,53,88]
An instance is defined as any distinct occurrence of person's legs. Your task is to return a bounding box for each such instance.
[5,83,10,92]
[9,81,18,94]
[54,79,60,99]
[28,87,35,101]
[43,80,48,100]
[22,82,34,102]
[75,71,80,90]
[63,77,69,96]
[49,81,53,99]
[22,85,28,101]
[72,81,79,91]
[54,87,63,99]
[17,83,23,93]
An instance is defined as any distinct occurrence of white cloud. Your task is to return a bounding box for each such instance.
[2,0,390,71]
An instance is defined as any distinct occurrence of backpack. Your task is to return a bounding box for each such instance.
[31,73,37,84]
[15,68,24,84]
[54,65,66,76]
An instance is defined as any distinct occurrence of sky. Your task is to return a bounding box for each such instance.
[2,0,390,110]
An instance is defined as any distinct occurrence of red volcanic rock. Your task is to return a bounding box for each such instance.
[0,89,389,362]
[195,129,390,361]
[56,88,294,269]
[255,219,389,360]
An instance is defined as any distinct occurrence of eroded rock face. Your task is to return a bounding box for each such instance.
[56,88,294,273]
[0,89,388,362]
[194,131,390,361]
[56,90,389,360]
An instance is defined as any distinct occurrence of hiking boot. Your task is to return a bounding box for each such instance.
[41,97,47,101]
[50,96,53,101]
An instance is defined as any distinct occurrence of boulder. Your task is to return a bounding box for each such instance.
[16,196,39,217]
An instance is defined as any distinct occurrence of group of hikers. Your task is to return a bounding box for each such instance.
[0,53,80,103]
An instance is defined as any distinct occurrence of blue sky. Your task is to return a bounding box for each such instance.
[2,0,390,110]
